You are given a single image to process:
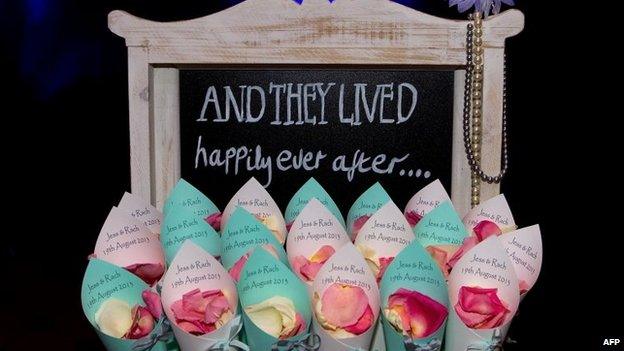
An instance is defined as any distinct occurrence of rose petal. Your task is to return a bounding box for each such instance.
[351,215,371,241]
[286,221,294,232]
[281,312,306,339]
[446,236,479,271]
[204,293,230,324]
[387,288,448,338]
[125,306,155,339]
[229,254,249,282]
[519,280,530,295]
[300,261,323,281]
[95,299,133,338]
[321,284,369,327]
[343,305,374,335]
[473,220,502,241]
[454,286,510,329]
[426,246,450,278]
[377,257,394,282]
[205,212,222,231]
[142,290,163,319]
[125,263,165,286]
[310,245,335,263]
[405,210,423,227]
[245,296,298,339]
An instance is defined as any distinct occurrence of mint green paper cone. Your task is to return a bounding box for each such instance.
[221,207,288,276]
[163,179,219,219]
[237,248,312,351]
[413,201,468,247]
[379,241,449,351]
[347,182,392,240]
[285,178,345,229]
[81,259,168,351]
[161,206,222,265]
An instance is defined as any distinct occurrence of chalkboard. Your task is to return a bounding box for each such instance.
[179,69,454,210]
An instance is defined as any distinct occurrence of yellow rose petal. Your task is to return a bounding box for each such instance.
[95,299,133,338]
[245,296,297,338]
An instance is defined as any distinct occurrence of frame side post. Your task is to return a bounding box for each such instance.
[452,69,472,217]
[152,68,181,209]
[480,47,504,201]
[127,46,152,202]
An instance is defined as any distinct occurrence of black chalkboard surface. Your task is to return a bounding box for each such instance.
[180,69,454,211]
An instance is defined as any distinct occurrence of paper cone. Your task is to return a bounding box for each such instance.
[237,248,312,350]
[404,179,451,227]
[413,201,469,248]
[160,241,240,350]
[221,177,287,244]
[379,241,449,350]
[285,178,345,230]
[286,198,350,292]
[221,207,288,281]
[354,201,415,283]
[163,179,220,220]
[347,182,392,241]
[462,194,516,234]
[117,192,162,236]
[444,237,519,351]
[312,243,380,351]
[93,207,165,278]
[161,205,221,265]
[499,225,543,298]
[81,259,168,351]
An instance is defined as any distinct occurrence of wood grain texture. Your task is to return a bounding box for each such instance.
[152,68,181,209]
[109,0,523,208]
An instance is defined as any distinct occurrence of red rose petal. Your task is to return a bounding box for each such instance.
[229,254,249,282]
[125,263,165,286]
[454,286,510,329]
[205,212,222,231]
[343,305,374,335]
[352,215,371,241]
[388,288,448,338]
[405,210,423,227]
[473,220,502,241]
[446,236,479,271]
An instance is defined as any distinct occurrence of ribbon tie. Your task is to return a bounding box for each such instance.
[403,337,442,351]
[206,315,249,351]
[132,319,174,351]
[467,329,504,351]
[271,333,321,351]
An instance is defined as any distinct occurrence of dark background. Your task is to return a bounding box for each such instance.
[1,0,620,350]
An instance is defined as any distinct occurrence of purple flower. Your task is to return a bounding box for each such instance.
[449,0,515,16]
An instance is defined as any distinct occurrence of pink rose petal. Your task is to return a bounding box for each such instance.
[142,290,163,319]
[405,210,423,227]
[204,293,230,324]
[454,286,510,329]
[229,254,250,282]
[519,280,530,295]
[125,263,165,286]
[171,289,231,336]
[321,284,369,327]
[473,220,502,241]
[352,215,371,241]
[125,306,155,339]
[426,246,450,278]
[388,288,448,338]
[205,212,222,231]
[310,246,335,263]
[300,262,323,281]
[343,305,374,335]
[446,236,479,271]
[377,257,394,283]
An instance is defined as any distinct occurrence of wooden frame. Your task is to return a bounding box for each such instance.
[109,0,524,216]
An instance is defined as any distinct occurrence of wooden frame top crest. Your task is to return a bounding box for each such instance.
[108,0,524,215]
